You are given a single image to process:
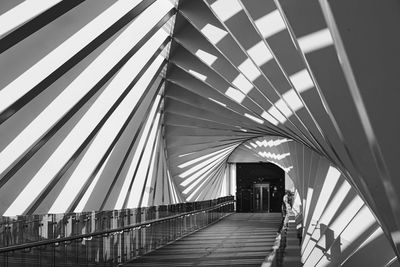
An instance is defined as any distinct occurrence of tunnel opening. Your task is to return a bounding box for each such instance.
[236,162,285,213]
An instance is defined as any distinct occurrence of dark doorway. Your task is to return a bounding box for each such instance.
[253,183,270,212]
[236,162,284,212]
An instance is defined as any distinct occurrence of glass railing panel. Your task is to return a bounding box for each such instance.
[0,196,234,266]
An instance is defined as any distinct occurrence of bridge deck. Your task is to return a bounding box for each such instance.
[126,213,282,266]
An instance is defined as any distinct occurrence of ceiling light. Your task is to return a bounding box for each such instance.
[225,87,245,103]
[244,113,264,124]
[201,23,228,44]
[208,97,227,107]
[290,69,314,93]
[298,28,333,54]
[210,0,242,22]
[238,58,261,81]
[188,69,207,81]
[195,49,218,65]
[232,74,253,94]
[282,89,303,112]
[261,111,279,126]
[247,41,273,66]
[255,9,286,39]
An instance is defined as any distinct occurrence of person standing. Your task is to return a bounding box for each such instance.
[282,190,292,216]
[278,191,291,232]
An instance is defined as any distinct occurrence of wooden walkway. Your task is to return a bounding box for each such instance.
[125,213,282,266]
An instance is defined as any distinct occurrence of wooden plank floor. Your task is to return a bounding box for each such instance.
[125,213,282,267]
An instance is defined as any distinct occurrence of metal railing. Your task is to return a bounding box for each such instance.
[0,196,234,266]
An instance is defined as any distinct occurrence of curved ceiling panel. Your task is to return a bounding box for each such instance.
[164,0,400,259]
[0,0,182,216]
[1,0,400,264]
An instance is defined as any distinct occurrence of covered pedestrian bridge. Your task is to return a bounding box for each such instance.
[1,0,400,266]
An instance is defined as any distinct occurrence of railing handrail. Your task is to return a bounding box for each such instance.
[261,212,289,267]
[0,198,231,225]
[0,199,234,253]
